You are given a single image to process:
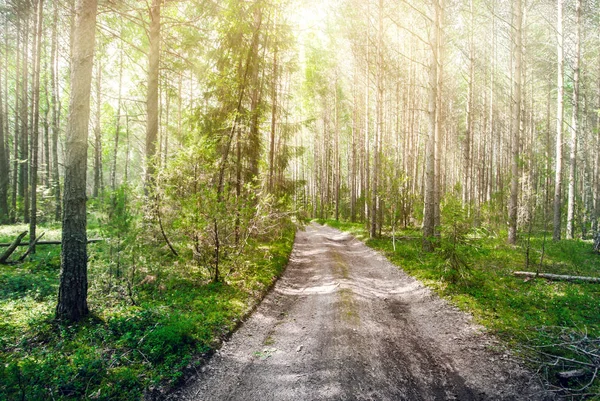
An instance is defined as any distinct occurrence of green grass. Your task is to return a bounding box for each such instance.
[321,219,600,397]
[0,223,295,400]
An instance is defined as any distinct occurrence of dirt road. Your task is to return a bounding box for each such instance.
[174,223,549,400]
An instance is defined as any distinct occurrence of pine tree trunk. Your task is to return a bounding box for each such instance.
[93,63,102,198]
[463,0,474,210]
[56,0,98,322]
[20,8,30,223]
[51,0,61,221]
[434,0,444,234]
[145,0,160,193]
[0,34,8,223]
[566,0,581,240]
[2,13,9,222]
[553,0,564,241]
[508,0,522,245]
[111,42,123,191]
[12,12,21,224]
[269,42,278,192]
[423,0,441,251]
[371,0,383,238]
[29,0,44,254]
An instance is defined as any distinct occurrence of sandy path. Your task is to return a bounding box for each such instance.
[173,223,550,401]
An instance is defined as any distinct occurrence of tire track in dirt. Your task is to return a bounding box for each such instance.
[172,223,551,401]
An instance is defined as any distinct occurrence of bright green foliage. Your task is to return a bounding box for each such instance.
[437,194,474,283]
[0,223,295,400]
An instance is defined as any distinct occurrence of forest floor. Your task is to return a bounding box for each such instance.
[173,223,551,401]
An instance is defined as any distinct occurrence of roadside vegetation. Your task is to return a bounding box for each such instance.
[0,201,295,401]
[319,216,600,398]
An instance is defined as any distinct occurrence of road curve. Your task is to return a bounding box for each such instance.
[173,223,549,401]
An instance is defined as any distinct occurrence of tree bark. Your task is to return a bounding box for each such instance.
[29,0,44,255]
[0,32,8,223]
[12,11,21,223]
[56,0,98,322]
[269,39,278,192]
[423,0,441,251]
[0,231,27,264]
[514,271,600,283]
[93,62,102,198]
[553,0,564,241]
[145,0,160,193]
[566,0,581,240]
[371,0,384,238]
[20,7,31,224]
[51,0,62,221]
[111,40,124,191]
[463,0,474,210]
[508,0,522,245]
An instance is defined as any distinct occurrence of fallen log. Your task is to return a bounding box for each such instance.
[557,369,588,380]
[514,271,600,283]
[0,238,103,247]
[18,232,45,262]
[0,231,28,264]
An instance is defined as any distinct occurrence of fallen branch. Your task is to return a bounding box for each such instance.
[0,239,103,247]
[528,327,600,397]
[0,231,28,264]
[557,369,588,380]
[514,271,600,283]
[18,232,45,262]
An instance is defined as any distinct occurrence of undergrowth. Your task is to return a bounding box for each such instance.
[322,219,600,399]
[0,221,295,400]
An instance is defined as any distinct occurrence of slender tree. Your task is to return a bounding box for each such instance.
[93,63,102,198]
[553,0,564,241]
[566,0,581,239]
[423,0,441,251]
[145,0,161,192]
[29,0,44,254]
[51,0,62,221]
[0,38,8,223]
[508,0,522,245]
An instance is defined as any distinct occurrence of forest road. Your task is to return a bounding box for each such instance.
[174,223,550,401]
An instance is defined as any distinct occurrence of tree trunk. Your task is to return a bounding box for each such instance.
[20,7,30,224]
[553,0,564,241]
[463,0,474,210]
[111,40,123,191]
[29,0,44,255]
[269,40,278,192]
[93,62,102,198]
[51,0,62,221]
[371,0,383,238]
[12,11,21,223]
[434,0,444,234]
[145,0,160,193]
[566,0,581,240]
[56,0,98,322]
[0,33,8,223]
[423,0,441,251]
[508,0,522,245]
